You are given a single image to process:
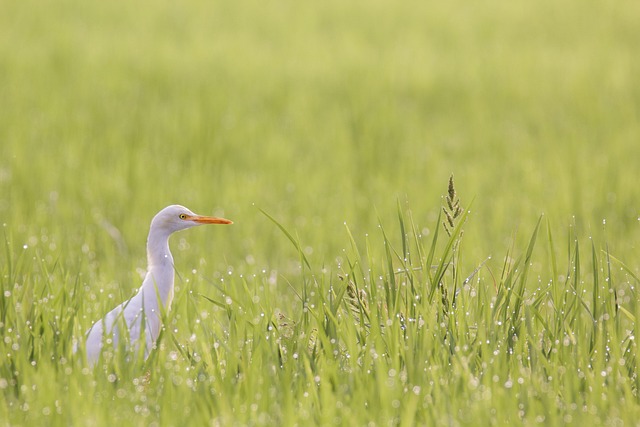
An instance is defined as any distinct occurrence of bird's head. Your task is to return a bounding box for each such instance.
[151,205,233,234]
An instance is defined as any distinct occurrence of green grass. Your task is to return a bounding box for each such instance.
[1,0,640,425]
[2,190,639,425]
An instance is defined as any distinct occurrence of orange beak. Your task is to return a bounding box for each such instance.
[188,215,233,225]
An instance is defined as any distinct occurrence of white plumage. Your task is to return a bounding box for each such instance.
[80,205,232,365]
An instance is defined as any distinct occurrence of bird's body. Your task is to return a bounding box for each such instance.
[81,205,232,365]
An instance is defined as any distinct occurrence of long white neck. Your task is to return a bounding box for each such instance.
[147,226,174,267]
[144,225,175,307]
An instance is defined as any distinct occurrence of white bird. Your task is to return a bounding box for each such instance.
[80,205,232,366]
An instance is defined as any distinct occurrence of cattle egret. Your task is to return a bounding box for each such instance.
[80,205,232,365]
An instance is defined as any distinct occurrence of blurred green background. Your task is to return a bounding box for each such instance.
[1,0,639,281]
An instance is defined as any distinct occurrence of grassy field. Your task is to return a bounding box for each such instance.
[1,0,640,425]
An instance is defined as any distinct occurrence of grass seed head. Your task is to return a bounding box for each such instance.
[443,174,463,235]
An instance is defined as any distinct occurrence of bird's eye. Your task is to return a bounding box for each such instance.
[179,214,187,220]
